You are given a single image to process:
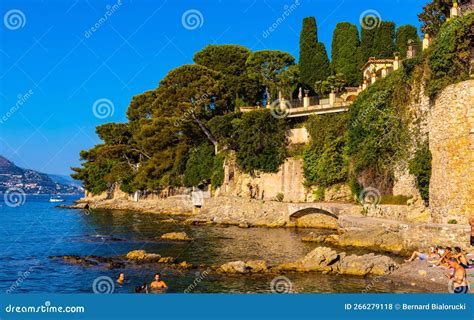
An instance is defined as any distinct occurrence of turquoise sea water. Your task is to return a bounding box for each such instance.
[0,195,422,293]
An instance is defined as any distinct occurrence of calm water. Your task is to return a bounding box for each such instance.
[0,195,421,293]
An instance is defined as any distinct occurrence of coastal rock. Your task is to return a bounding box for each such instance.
[158,257,176,263]
[245,260,267,272]
[160,232,193,241]
[337,253,398,276]
[125,250,161,263]
[297,247,341,272]
[273,262,303,272]
[219,261,249,273]
[178,261,193,269]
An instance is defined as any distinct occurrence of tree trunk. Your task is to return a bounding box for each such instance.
[193,116,219,155]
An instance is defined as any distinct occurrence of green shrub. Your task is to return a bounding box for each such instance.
[183,143,215,187]
[211,153,225,189]
[447,219,457,224]
[303,113,348,187]
[409,141,432,204]
[425,13,474,98]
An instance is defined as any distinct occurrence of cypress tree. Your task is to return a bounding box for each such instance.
[331,22,360,86]
[299,17,330,89]
[360,21,396,61]
[395,25,421,58]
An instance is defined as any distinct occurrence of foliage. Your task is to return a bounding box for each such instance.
[234,110,288,173]
[395,25,421,58]
[425,13,473,98]
[360,21,396,61]
[193,44,261,107]
[331,22,361,86]
[314,74,346,97]
[246,50,295,100]
[418,0,453,37]
[447,219,458,224]
[299,17,330,89]
[409,141,432,204]
[347,70,411,193]
[207,112,241,151]
[303,113,348,187]
[211,153,225,188]
[183,143,215,187]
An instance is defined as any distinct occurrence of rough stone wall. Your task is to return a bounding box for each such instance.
[221,157,306,202]
[287,128,309,145]
[429,80,474,223]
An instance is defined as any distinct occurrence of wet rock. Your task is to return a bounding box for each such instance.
[51,255,99,267]
[273,262,303,272]
[125,250,162,263]
[178,261,193,269]
[219,261,249,273]
[245,260,267,272]
[238,223,250,228]
[160,232,193,241]
[160,219,178,223]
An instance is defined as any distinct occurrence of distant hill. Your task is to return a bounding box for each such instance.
[0,155,83,195]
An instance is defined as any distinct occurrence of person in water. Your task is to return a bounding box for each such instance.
[453,247,470,268]
[150,273,168,291]
[445,258,468,293]
[405,247,439,262]
[117,273,125,285]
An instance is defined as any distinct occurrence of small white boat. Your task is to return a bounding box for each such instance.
[49,195,64,202]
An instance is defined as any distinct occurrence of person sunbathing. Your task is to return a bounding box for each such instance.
[444,258,468,294]
[405,247,439,262]
[453,247,470,268]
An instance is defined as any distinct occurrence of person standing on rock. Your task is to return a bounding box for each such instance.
[470,217,474,246]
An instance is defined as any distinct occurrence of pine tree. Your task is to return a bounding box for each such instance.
[299,17,330,89]
[331,22,361,86]
[395,25,421,58]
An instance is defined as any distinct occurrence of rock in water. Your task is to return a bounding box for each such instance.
[337,253,398,276]
[160,232,193,241]
[245,260,268,272]
[219,261,249,273]
[125,250,161,263]
[297,247,341,272]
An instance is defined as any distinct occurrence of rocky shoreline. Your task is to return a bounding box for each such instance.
[61,195,471,293]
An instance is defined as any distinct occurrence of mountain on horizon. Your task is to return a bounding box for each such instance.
[0,155,83,195]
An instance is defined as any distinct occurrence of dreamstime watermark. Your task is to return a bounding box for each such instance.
[262,0,300,38]
[184,268,212,293]
[181,9,204,30]
[6,267,34,294]
[92,276,115,294]
[3,187,26,208]
[359,9,382,30]
[84,0,123,39]
[3,9,26,30]
[92,98,114,119]
[358,187,381,207]
[270,275,293,293]
[173,92,211,127]
[0,89,34,125]
[269,99,291,119]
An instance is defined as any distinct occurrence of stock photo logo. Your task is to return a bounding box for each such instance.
[181,9,204,30]
[3,187,26,208]
[270,99,291,119]
[92,276,115,294]
[92,98,115,119]
[359,9,382,30]
[358,187,381,207]
[270,276,293,294]
[3,9,26,30]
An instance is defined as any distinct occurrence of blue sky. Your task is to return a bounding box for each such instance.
[0,0,427,175]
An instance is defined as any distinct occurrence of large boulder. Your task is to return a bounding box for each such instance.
[160,232,193,241]
[297,247,341,272]
[219,261,249,273]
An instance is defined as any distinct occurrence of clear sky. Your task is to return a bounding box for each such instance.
[0,0,427,175]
